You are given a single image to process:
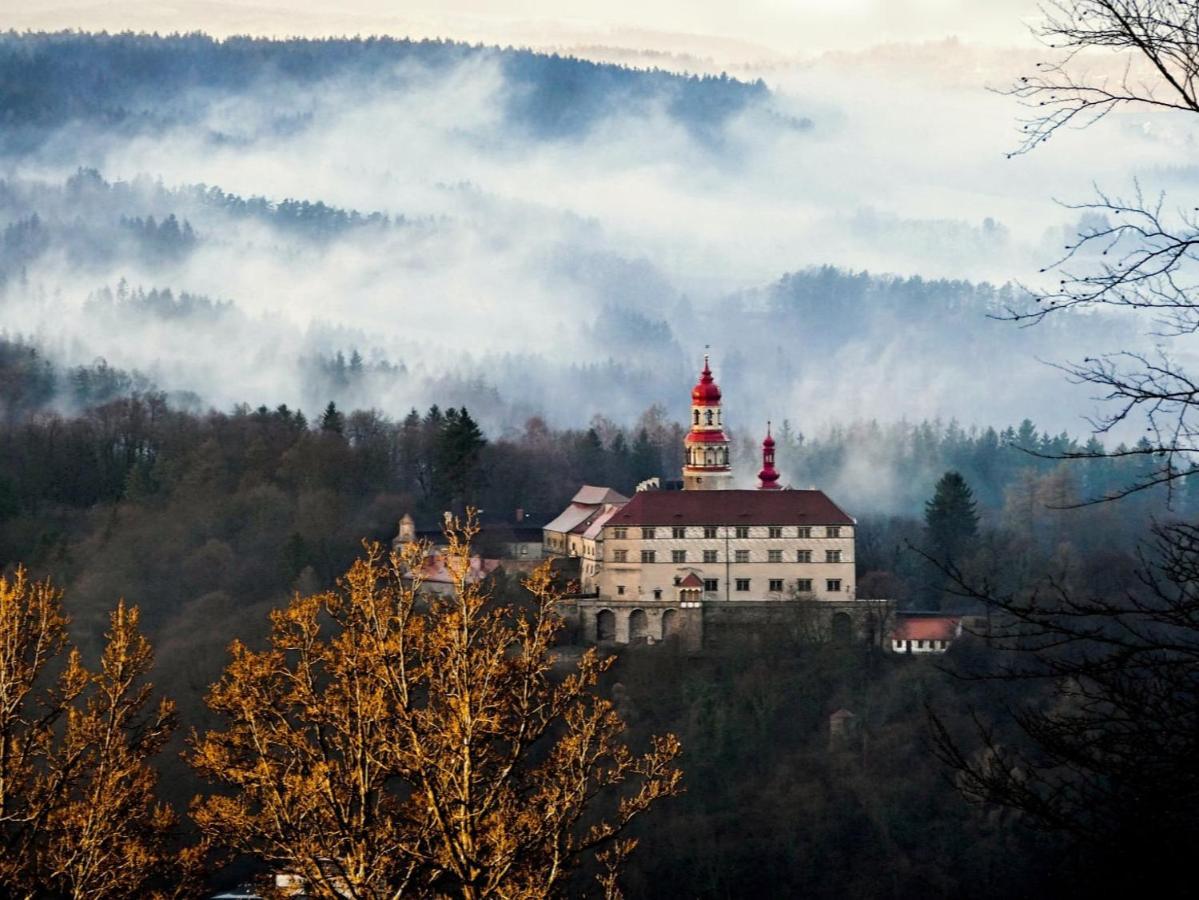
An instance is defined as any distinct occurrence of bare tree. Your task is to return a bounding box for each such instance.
[1001,1,1199,502]
[929,5,1199,886]
[929,522,1199,888]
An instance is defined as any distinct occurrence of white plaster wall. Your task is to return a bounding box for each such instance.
[597,524,856,602]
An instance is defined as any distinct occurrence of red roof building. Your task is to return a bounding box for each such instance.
[609,489,854,527]
[891,615,962,653]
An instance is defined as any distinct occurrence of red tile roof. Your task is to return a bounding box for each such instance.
[678,572,704,588]
[608,489,854,527]
[419,555,502,585]
[892,616,960,642]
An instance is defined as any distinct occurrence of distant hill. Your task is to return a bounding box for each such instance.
[0,31,795,153]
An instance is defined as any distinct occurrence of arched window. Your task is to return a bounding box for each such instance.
[693,409,700,425]
[705,409,714,425]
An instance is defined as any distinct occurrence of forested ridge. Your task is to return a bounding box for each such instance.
[0,30,781,151]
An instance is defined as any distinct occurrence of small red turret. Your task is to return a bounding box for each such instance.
[758,422,781,490]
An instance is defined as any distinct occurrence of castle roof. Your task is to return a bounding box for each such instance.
[544,486,630,535]
[607,489,854,527]
[571,485,630,506]
[581,504,624,541]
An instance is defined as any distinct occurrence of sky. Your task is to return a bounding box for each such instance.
[7,0,1045,58]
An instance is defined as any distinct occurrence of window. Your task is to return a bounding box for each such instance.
[653,589,662,600]
[612,527,627,540]
[797,550,812,563]
[735,578,751,592]
[641,527,656,539]
[735,549,749,563]
[641,550,656,563]
[768,526,783,539]
[617,585,625,596]
[826,549,842,563]
[826,526,841,538]
[769,579,784,592]
[671,550,687,563]
[735,526,750,539]
[613,549,627,563]
[703,578,719,591]
[767,549,782,563]
[796,579,813,593]
[797,527,812,539]
[703,526,718,539]
[672,526,686,539]
[703,549,718,564]
[826,579,842,592]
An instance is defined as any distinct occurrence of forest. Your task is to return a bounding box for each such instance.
[0,332,1178,895]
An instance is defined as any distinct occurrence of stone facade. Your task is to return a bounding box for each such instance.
[551,355,886,651]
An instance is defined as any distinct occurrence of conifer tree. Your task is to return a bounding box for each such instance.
[924,471,980,561]
[319,401,345,434]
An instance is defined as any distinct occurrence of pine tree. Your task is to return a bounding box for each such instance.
[630,428,661,485]
[924,470,980,561]
[437,407,486,506]
[319,401,344,434]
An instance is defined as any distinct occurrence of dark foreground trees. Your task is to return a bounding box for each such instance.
[190,516,682,898]
[932,521,1199,892]
[931,3,1199,892]
[0,570,184,899]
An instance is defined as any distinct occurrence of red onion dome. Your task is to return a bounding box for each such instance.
[685,429,730,444]
[691,355,722,404]
[758,422,781,489]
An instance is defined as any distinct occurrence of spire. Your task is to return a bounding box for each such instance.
[758,421,781,490]
[683,352,732,490]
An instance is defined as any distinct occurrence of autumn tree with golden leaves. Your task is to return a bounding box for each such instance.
[191,515,682,898]
[0,568,183,899]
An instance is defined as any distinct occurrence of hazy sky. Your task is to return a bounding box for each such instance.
[8,0,1045,58]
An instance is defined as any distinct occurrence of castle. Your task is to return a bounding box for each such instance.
[546,356,887,652]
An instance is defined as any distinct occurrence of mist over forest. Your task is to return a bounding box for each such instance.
[4,13,1199,898]
[1,30,1190,480]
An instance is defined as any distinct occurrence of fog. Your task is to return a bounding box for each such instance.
[2,31,1194,448]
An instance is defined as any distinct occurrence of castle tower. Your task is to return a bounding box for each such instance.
[758,422,782,490]
[682,355,733,490]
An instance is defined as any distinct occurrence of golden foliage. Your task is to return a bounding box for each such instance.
[191,513,682,898]
[0,568,183,899]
